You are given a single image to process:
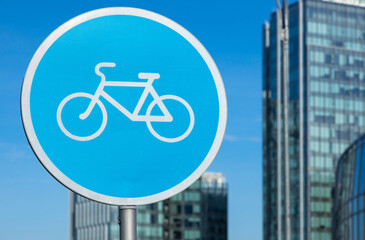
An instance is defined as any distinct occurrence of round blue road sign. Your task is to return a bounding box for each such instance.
[21,7,227,205]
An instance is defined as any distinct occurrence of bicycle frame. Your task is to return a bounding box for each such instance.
[79,63,172,122]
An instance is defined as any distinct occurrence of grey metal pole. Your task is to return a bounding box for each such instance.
[275,1,291,239]
[275,9,282,240]
[298,1,305,239]
[282,2,291,240]
[281,1,291,239]
[118,205,137,240]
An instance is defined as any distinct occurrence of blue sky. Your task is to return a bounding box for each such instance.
[0,0,280,239]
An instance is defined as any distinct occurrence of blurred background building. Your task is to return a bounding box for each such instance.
[332,135,365,239]
[323,0,365,6]
[263,0,365,239]
[69,172,227,240]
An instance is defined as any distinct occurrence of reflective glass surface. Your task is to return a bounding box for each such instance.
[333,138,365,239]
[263,0,365,239]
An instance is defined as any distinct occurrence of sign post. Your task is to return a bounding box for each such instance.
[21,8,226,239]
[118,206,137,240]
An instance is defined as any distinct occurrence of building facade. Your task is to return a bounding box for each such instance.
[263,0,365,239]
[70,172,227,240]
[323,0,365,6]
[332,135,365,240]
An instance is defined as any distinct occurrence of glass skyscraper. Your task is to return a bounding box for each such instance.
[69,172,227,240]
[332,134,365,240]
[263,0,365,239]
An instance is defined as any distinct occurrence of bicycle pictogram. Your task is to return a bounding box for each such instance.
[57,62,195,143]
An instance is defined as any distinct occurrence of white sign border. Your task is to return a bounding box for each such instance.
[21,7,227,205]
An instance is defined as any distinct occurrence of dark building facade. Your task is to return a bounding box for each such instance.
[263,0,365,239]
[332,135,365,240]
[70,172,227,240]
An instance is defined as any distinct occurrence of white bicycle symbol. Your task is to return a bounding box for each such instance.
[57,62,195,143]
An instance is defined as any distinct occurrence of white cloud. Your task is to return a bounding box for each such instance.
[253,117,262,123]
[0,142,29,161]
[224,134,261,143]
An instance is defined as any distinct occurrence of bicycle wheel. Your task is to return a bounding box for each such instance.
[146,95,194,143]
[57,92,107,141]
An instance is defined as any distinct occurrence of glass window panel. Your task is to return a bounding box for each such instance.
[360,145,365,193]
[193,205,200,214]
[171,193,182,201]
[353,147,361,197]
[184,192,201,202]
[360,213,364,240]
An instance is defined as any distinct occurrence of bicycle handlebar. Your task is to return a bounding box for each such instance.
[95,62,116,81]
[95,62,116,72]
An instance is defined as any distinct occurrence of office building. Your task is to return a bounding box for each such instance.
[324,0,365,6]
[332,135,365,239]
[70,172,227,240]
[200,173,228,240]
[263,0,365,239]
